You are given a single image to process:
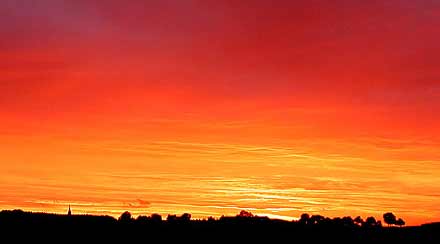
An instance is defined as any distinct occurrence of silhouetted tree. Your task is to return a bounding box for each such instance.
[118,211,133,223]
[342,216,354,227]
[135,215,149,224]
[151,213,162,223]
[237,210,254,218]
[376,220,382,227]
[207,216,215,222]
[299,213,310,224]
[396,218,405,227]
[310,215,325,225]
[383,212,397,227]
[167,214,177,223]
[180,213,191,222]
[364,216,380,228]
[354,216,364,226]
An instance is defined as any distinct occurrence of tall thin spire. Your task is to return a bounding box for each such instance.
[68,205,72,216]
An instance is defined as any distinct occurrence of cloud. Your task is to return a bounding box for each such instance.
[127,199,151,208]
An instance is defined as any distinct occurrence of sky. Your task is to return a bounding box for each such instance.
[0,0,439,225]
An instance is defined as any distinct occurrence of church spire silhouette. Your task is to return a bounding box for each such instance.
[68,205,72,216]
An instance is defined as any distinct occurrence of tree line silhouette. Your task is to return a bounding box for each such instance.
[116,210,408,229]
[0,209,438,243]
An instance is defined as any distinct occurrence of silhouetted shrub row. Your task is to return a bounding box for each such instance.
[0,209,438,243]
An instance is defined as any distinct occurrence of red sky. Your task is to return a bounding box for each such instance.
[1,0,439,225]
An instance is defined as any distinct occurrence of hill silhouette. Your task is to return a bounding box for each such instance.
[0,209,439,243]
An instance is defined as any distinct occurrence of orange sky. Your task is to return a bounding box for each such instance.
[1,0,440,225]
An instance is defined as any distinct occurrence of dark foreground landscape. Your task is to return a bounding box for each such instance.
[0,209,439,243]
